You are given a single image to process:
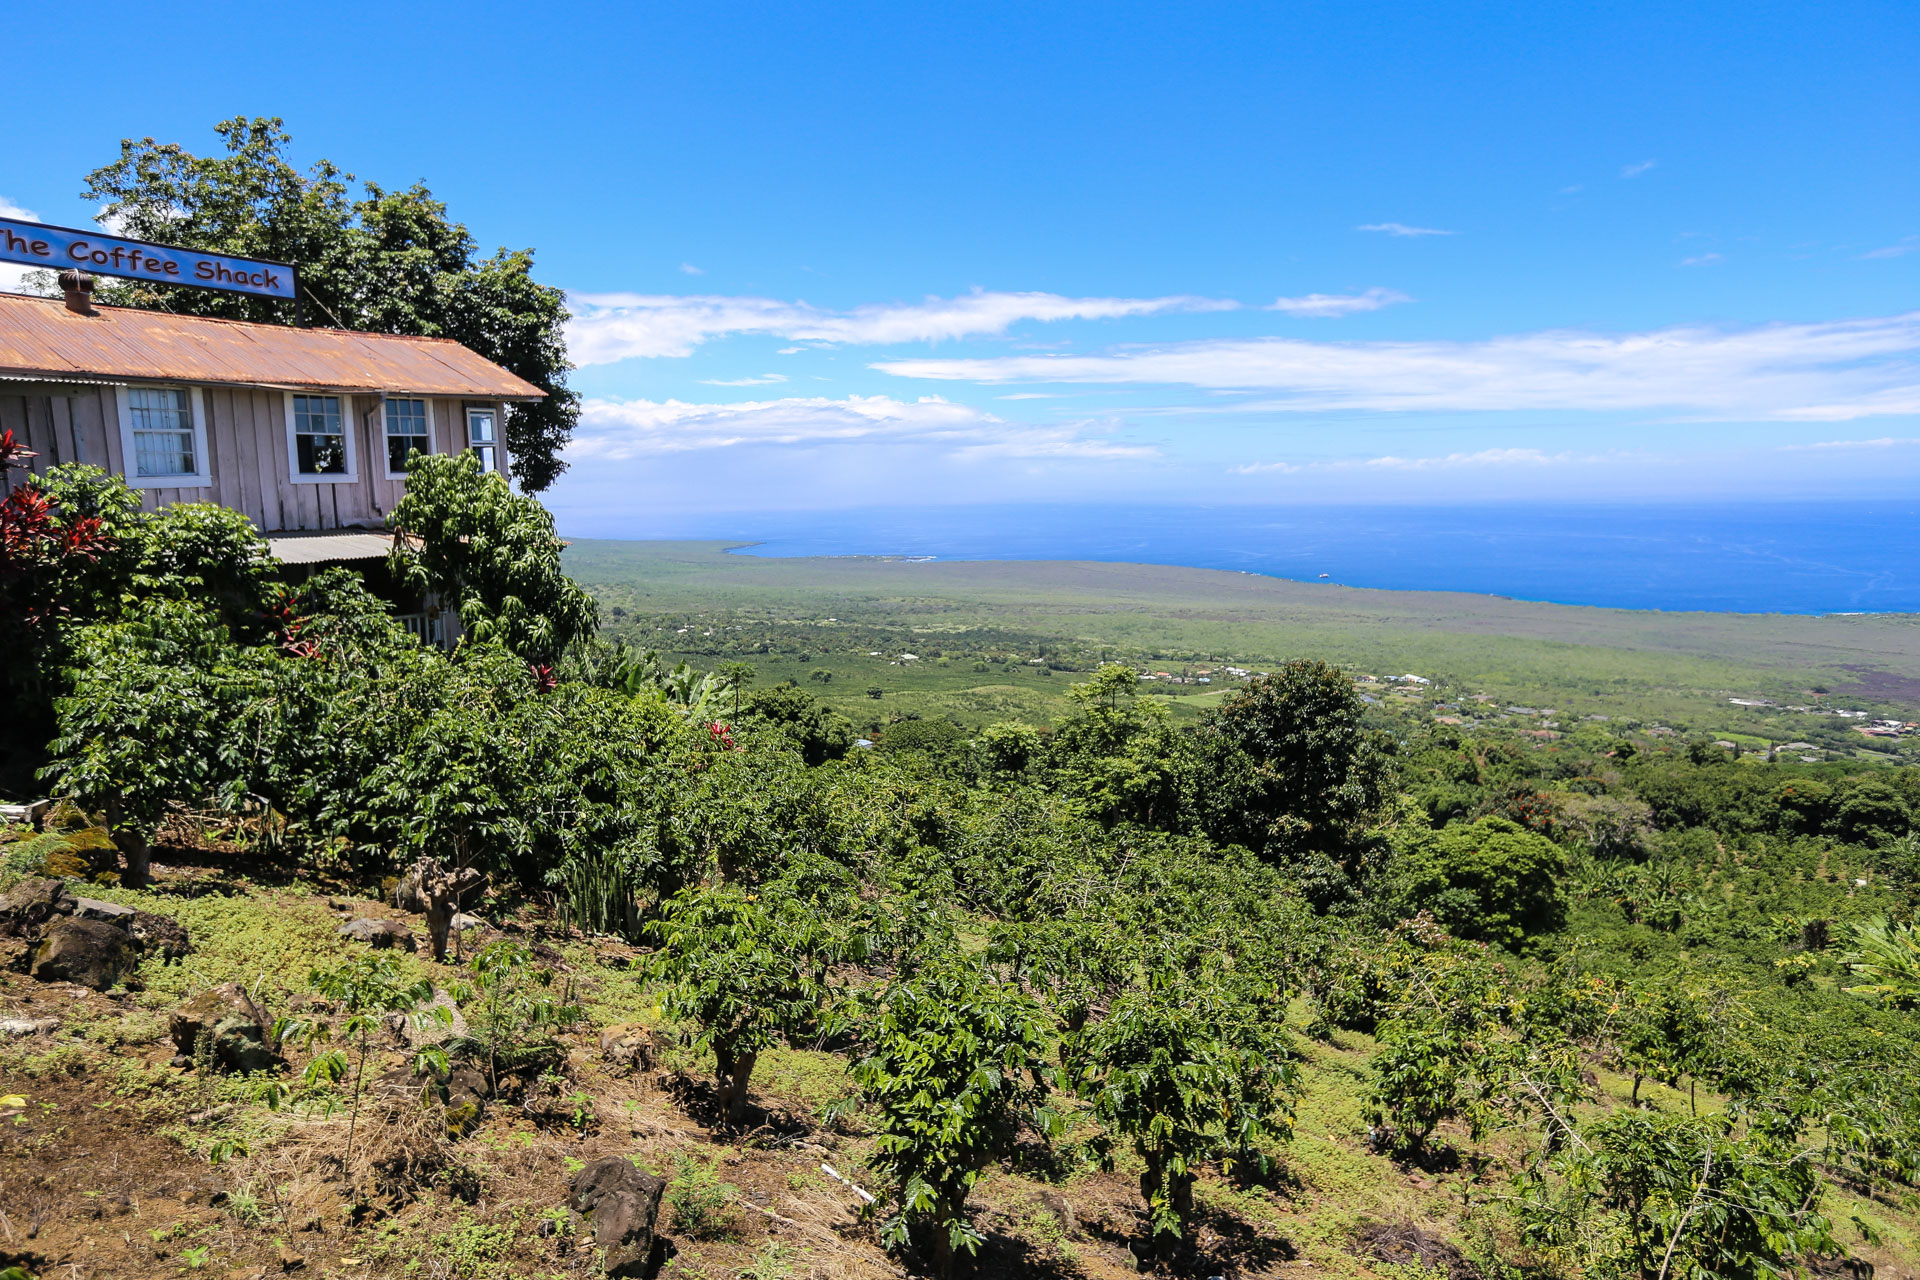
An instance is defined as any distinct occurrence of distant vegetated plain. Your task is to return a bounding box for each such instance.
[567,539,1920,758]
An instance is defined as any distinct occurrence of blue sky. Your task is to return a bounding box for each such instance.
[2,1,1917,525]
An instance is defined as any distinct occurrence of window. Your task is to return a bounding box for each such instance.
[385,398,431,475]
[466,408,499,474]
[129,388,196,477]
[114,385,209,488]
[290,394,350,478]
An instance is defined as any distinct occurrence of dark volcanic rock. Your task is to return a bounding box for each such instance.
[126,909,191,961]
[568,1156,665,1278]
[337,917,417,951]
[1,877,76,938]
[170,982,277,1073]
[30,917,137,990]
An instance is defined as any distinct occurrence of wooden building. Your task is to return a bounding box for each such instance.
[0,290,543,543]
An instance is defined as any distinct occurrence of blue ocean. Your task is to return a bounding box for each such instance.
[640,502,1920,615]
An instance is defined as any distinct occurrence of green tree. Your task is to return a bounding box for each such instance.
[1044,664,1189,827]
[388,453,597,664]
[716,660,757,717]
[42,599,260,885]
[1518,1110,1838,1280]
[852,959,1060,1276]
[77,117,578,489]
[1192,659,1392,877]
[1841,915,1920,1008]
[1072,977,1297,1254]
[1394,815,1566,949]
[646,886,838,1125]
[738,683,855,765]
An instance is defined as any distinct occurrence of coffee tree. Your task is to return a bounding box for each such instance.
[646,885,837,1125]
[852,958,1060,1276]
[1071,974,1297,1255]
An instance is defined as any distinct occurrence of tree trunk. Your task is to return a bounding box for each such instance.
[105,793,151,888]
[715,1048,757,1126]
[409,857,484,962]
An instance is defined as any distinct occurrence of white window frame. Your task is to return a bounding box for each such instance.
[382,396,435,480]
[465,406,501,474]
[114,384,211,489]
[284,391,358,484]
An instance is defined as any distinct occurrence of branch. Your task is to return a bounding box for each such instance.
[1656,1142,1713,1280]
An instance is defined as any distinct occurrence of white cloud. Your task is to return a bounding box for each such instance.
[570,393,1155,460]
[565,288,1238,365]
[699,373,788,386]
[1267,287,1411,317]
[1621,159,1658,179]
[871,312,1920,421]
[678,262,704,275]
[1234,448,1575,475]
[1679,253,1724,267]
[1784,436,1920,450]
[1356,222,1454,237]
[1860,238,1917,260]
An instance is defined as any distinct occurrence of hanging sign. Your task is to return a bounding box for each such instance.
[0,215,298,301]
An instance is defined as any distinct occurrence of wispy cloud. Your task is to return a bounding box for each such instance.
[678,262,704,275]
[566,289,1239,364]
[1234,448,1579,475]
[571,393,1155,460]
[1356,222,1454,237]
[699,373,787,386]
[1267,287,1411,317]
[872,312,1920,421]
[1783,436,1920,450]
[1679,253,1724,267]
[1860,238,1917,260]
[1621,159,1658,179]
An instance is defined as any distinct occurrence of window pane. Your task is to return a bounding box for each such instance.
[130,387,195,476]
[388,435,426,473]
[298,432,346,474]
[468,411,495,443]
[385,399,430,472]
[294,395,346,474]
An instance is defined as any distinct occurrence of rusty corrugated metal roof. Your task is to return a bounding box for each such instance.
[0,292,544,399]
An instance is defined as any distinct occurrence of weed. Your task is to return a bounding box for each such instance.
[666,1152,741,1241]
[180,1244,213,1269]
[738,1241,793,1279]
[224,1183,266,1227]
[429,1212,518,1279]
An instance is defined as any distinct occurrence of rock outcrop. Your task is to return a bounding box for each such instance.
[0,877,76,937]
[169,982,277,1073]
[337,917,417,951]
[30,917,138,990]
[568,1157,665,1279]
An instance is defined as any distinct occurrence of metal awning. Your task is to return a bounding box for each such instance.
[266,531,398,565]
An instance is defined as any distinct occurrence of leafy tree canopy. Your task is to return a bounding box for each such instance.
[389,452,598,664]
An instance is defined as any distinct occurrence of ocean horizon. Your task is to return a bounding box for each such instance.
[570,501,1920,615]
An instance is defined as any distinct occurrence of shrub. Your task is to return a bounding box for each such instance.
[1394,815,1566,949]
